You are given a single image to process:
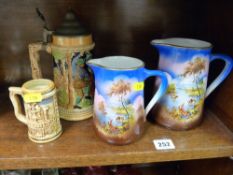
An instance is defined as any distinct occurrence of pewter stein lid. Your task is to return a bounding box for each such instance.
[54,9,90,36]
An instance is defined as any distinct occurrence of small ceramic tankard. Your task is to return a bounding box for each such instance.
[151,38,233,130]
[9,79,62,143]
[87,56,168,145]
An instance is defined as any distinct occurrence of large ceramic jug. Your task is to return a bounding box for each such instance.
[87,56,168,145]
[29,10,95,121]
[151,38,233,130]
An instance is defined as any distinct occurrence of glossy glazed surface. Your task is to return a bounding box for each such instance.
[152,38,233,130]
[88,56,168,144]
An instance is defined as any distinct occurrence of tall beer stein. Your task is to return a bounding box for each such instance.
[151,38,233,130]
[29,10,95,121]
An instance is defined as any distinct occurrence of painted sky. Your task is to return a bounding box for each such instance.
[159,55,209,78]
[94,74,144,104]
[154,45,211,63]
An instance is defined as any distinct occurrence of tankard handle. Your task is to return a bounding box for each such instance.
[28,42,51,79]
[142,68,168,115]
[8,87,27,125]
[206,54,233,97]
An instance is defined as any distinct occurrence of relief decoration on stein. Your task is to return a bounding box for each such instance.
[25,95,62,140]
[52,49,94,109]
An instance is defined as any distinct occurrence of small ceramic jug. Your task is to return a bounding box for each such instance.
[29,10,94,121]
[9,79,62,143]
[87,56,168,145]
[151,38,233,130]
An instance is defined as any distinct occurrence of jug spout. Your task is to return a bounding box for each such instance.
[150,38,177,48]
[86,59,100,73]
[151,39,168,46]
[150,38,175,52]
[151,38,185,51]
[150,38,175,57]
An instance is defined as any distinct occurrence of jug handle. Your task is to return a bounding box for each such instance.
[143,68,168,115]
[205,54,233,97]
[8,87,27,125]
[28,42,51,79]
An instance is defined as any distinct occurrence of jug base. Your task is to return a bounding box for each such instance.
[93,127,143,145]
[153,105,203,130]
[155,116,203,131]
[59,106,93,121]
[92,116,147,145]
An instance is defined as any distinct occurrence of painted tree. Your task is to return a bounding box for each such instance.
[66,51,74,109]
[98,101,107,115]
[167,83,178,99]
[182,57,206,97]
[53,49,69,108]
[108,79,131,119]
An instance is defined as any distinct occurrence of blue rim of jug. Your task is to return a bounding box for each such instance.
[87,56,145,70]
[151,38,213,50]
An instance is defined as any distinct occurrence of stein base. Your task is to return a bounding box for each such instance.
[59,106,93,121]
[28,129,62,143]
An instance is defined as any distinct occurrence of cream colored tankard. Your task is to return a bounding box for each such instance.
[9,79,62,143]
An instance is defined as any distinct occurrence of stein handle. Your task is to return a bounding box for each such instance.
[142,68,168,115]
[205,54,233,97]
[28,42,51,79]
[8,87,27,125]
